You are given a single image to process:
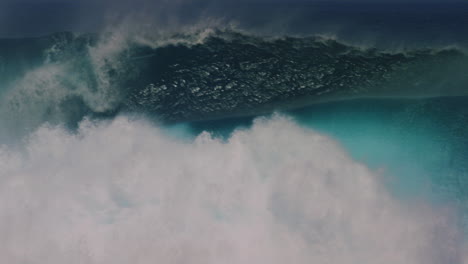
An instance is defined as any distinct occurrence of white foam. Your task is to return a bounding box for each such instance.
[0,64,76,138]
[0,115,464,263]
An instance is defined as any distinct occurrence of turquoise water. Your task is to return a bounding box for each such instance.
[294,98,468,201]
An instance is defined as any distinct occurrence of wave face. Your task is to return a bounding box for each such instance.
[1,30,468,138]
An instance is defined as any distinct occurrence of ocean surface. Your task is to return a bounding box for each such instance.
[1,2,468,263]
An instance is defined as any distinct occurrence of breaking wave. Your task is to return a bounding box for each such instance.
[1,28,468,141]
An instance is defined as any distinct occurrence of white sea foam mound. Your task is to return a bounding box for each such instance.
[0,115,464,264]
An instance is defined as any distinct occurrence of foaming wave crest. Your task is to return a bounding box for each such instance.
[0,115,464,263]
[0,23,231,141]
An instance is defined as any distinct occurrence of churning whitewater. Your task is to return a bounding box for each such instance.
[0,115,464,263]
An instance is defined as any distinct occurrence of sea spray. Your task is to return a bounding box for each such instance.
[0,115,464,263]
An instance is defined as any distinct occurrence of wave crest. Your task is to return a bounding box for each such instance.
[1,28,467,139]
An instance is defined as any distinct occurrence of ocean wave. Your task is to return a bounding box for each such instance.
[0,28,467,138]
